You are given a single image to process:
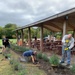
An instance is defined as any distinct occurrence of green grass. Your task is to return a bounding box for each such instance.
[0,39,17,46]
[9,39,17,44]
[0,53,17,75]
[0,49,47,75]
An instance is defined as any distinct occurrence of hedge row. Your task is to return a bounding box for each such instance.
[10,44,30,52]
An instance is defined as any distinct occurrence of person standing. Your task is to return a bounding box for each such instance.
[2,36,6,48]
[5,37,10,48]
[2,36,6,54]
[60,34,74,66]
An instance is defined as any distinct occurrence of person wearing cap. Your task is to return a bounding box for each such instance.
[60,34,74,66]
[22,50,37,64]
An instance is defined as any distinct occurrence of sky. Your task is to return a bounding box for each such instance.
[0,0,75,27]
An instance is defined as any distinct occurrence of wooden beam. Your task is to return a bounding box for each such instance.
[16,30,18,44]
[63,21,67,37]
[45,22,62,31]
[74,30,75,39]
[49,18,64,24]
[40,25,43,51]
[68,22,75,30]
[28,27,31,48]
[43,25,55,32]
[21,29,24,46]
[68,24,74,30]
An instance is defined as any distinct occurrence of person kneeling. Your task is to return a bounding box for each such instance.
[22,50,37,64]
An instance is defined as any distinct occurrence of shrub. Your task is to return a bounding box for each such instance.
[10,58,20,71]
[10,58,25,71]
[18,70,26,75]
[10,44,15,50]
[4,53,11,59]
[42,54,49,62]
[10,58,15,64]
[70,64,75,74]
[13,59,20,71]
[6,47,10,52]
[6,53,11,58]
[18,64,24,71]
[49,54,59,66]
[37,52,42,59]
[10,44,29,52]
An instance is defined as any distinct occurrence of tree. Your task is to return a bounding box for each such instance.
[4,23,17,29]
[1,23,18,39]
[0,26,4,38]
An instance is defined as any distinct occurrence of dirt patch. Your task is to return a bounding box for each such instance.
[11,49,74,75]
[38,59,74,75]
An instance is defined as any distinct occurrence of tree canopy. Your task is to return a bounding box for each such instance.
[0,23,74,39]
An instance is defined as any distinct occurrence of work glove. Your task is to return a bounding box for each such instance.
[64,47,69,50]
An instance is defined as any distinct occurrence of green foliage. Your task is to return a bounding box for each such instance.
[42,54,49,62]
[6,47,10,52]
[37,52,42,59]
[49,54,59,66]
[10,58,25,73]
[4,53,11,58]
[6,54,11,58]
[18,70,26,75]
[0,23,18,39]
[3,48,11,58]
[43,28,51,37]
[13,62,20,70]
[4,23,17,28]
[0,23,74,39]
[10,58,15,64]
[10,58,20,71]
[0,27,4,38]
[10,44,29,52]
[70,64,75,74]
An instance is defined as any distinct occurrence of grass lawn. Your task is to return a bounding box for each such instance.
[9,39,17,44]
[0,39,17,46]
[0,48,47,75]
[0,51,17,75]
[11,50,47,75]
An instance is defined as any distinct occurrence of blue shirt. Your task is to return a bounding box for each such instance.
[23,50,34,57]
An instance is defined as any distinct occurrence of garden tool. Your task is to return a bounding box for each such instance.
[64,47,69,50]
[64,39,70,51]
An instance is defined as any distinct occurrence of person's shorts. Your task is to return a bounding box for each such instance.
[23,56,31,62]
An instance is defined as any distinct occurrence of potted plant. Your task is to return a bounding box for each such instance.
[49,54,59,68]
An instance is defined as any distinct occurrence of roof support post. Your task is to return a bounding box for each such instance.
[40,25,43,51]
[16,30,18,44]
[63,20,67,37]
[50,32,54,41]
[73,30,75,40]
[21,29,24,46]
[28,27,31,48]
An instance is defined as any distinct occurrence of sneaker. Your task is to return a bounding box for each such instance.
[60,61,64,64]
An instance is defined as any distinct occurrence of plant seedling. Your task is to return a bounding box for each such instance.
[49,54,59,66]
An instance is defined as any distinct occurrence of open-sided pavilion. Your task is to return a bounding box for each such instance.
[14,7,75,51]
